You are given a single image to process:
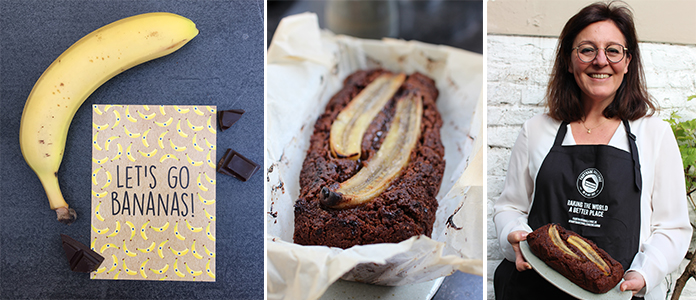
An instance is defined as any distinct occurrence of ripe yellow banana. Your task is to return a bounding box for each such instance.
[19,13,198,224]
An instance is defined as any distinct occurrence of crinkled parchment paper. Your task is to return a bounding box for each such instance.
[266,13,483,300]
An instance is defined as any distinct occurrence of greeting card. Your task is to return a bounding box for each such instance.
[90,105,216,281]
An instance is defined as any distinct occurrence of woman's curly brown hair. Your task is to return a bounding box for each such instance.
[546,1,656,122]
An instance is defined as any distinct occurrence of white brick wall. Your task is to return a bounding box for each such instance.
[486,34,696,299]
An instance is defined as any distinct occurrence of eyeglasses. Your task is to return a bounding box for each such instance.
[572,43,628,63]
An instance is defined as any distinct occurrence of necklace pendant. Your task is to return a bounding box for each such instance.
[587,129,591,134]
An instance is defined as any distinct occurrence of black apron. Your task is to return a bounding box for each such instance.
[495,120,642,300]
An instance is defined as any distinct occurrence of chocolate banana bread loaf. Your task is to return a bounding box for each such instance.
[293,69,445,248]
[527,223,624,294]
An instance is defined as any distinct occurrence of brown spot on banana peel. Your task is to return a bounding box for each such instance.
[165,39,189,50]
[322,94,422,209]
[329,73,406,160]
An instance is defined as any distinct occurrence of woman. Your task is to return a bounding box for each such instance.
[493,2,691,299]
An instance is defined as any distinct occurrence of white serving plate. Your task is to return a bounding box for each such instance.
[520,241,632,300]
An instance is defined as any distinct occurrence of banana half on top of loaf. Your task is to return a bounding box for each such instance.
[293,69,445,249]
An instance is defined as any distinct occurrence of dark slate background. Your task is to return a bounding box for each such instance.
[0,1,264,299]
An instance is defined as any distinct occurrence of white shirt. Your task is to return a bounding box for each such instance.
[493,113,691,297]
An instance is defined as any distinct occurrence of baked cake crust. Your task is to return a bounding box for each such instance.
[293,69,445,249]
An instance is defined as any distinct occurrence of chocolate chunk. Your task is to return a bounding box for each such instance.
[60,234,104,273]
[216,149,235,177]
[217,148,259,181]
[217,109,245,131]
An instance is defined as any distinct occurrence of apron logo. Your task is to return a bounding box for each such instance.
[576,168,604,199]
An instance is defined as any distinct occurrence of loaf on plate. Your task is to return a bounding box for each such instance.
[526,223,624,294]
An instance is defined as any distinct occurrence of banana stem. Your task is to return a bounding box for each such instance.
[37,172,76,224]
[55,207,77,225]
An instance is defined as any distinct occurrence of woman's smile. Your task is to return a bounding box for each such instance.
[589,73,610,79]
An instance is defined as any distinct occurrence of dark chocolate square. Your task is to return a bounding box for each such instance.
[61,234,104,273]
[217,149,234,176]
[216,148,259,182]
[217,109,245,131]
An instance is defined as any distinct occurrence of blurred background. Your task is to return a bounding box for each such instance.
[267,1,483,300]
[267,0,483,54]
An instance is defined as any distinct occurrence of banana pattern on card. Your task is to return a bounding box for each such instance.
[91,103,215,282]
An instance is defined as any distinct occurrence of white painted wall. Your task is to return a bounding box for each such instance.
[486,34,696,299]
[488,0,696,45]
